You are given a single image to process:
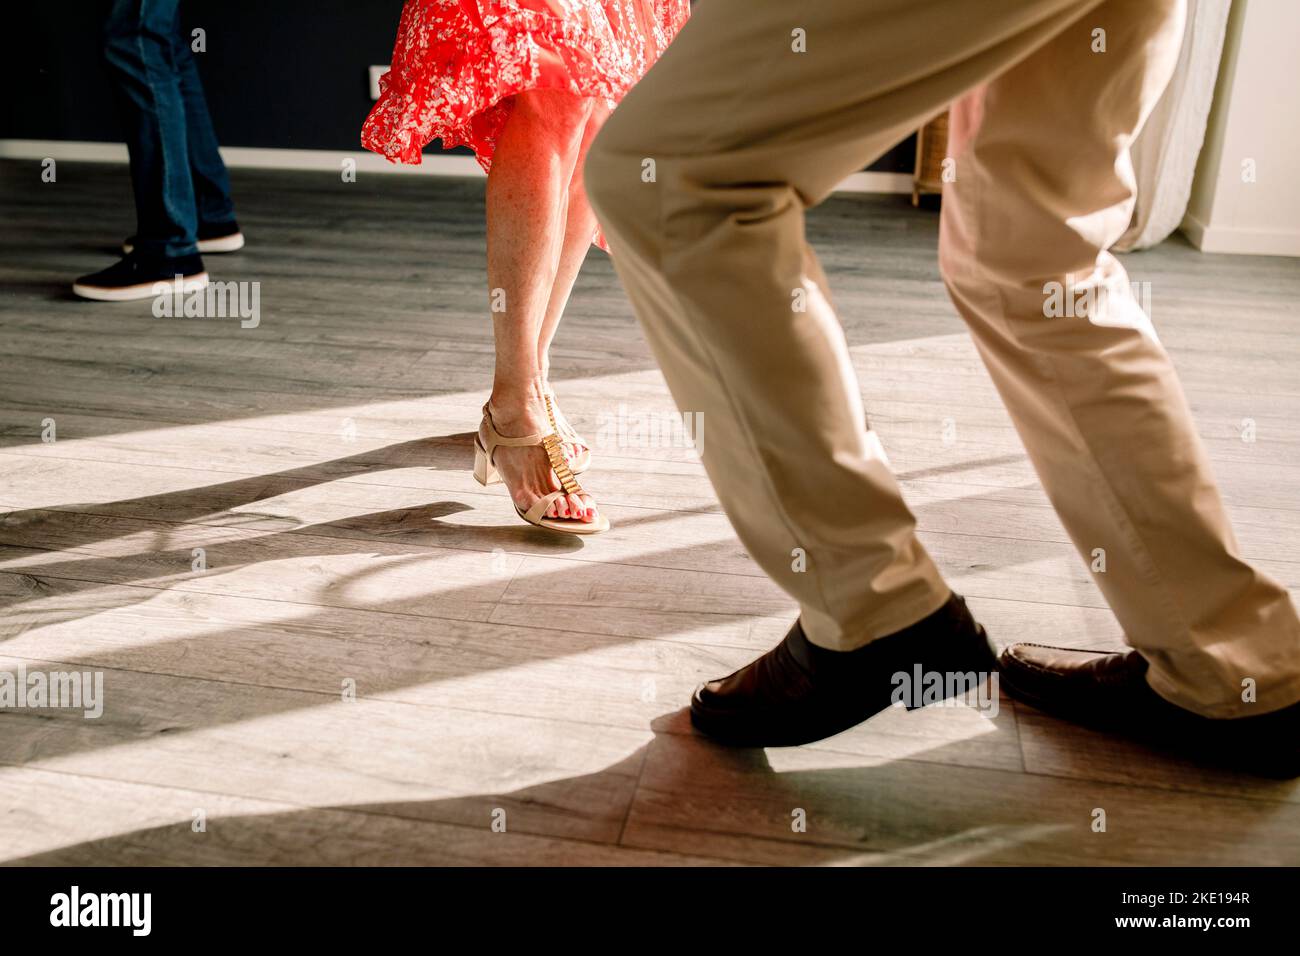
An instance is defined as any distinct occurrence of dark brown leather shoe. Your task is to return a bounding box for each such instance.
[690,593,997,747]
[999,643,1300,777]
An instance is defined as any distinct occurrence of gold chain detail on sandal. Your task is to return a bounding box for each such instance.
[544,390,590,457]
[543,392,560,433]
[542,433,583,496]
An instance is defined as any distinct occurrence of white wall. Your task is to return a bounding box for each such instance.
[1182,0,1300,256]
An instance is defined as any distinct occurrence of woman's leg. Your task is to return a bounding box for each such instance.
[484,88,598,522]
[534,101,609,460]
[537,101,610,382]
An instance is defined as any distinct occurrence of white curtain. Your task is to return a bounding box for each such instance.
[1116,0,1233,251]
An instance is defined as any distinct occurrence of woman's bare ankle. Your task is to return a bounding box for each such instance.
[487,377,548,434]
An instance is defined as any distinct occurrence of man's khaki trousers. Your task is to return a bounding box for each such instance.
[585,0,1300,718]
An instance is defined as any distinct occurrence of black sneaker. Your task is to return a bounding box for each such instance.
[123,220,244,255]
[72,252,208,302]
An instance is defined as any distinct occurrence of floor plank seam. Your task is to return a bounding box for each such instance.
[5,558,1184,653]
[615,744,653,847]
[0,761,718,865]
[0,567,800,650]
[16,503,1290,597]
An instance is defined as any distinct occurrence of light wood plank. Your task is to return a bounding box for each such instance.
[622,733,1300,865]
[0,767,736,866]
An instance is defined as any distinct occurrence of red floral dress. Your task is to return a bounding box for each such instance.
[362,0,690,170]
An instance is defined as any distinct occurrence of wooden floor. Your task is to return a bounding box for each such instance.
[1,159,1299,866]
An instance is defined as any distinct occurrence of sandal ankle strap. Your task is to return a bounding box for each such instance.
[480,402,547,464]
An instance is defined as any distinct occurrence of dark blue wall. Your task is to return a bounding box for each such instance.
[1,0,914,170]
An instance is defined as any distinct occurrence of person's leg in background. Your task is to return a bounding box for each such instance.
[586,0,1300,766]
[170,1,243,249]
[939,2,1300,729]
[104,0,196,260]
[74,0,207,300]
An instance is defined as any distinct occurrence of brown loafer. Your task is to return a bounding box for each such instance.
[690,593,997,747]
[999,643,1300,778]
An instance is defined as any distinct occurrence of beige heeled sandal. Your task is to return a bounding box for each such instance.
[472,397,610,535]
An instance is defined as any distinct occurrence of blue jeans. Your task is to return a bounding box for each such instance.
[103,0,235,259]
